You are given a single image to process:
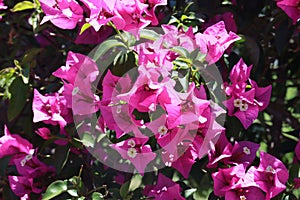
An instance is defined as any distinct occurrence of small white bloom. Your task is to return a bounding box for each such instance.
[234,98,242,108]
[165,161,172,167]
[158,125,168,136]
[116,105,122,114]
[127,139,136,148]
[243,147,251,155]
[266,165,276,174]
[127,148,137,158]
[239,103,248,111]
[72,87,79,95]
[240,195,246,200]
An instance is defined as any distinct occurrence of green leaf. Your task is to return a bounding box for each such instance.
[170,46,189,58]
[92,192,104,200]
[0,67,16,99]
[92,39,127,62]
[42,180,68,200]
[81,131,95,148]
[11,1,35,12]
[119,181,130,199]
[7,77,29,121]
[139,29,161,41]
[80,23,92,35]
[129,174,142,192]
[184,188,197,198]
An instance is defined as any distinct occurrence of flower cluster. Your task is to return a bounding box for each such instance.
[39,0,168,43]
[224,58,272,128]
[208,131,289,199]
[0,126,55,199]
[29,15,280,197]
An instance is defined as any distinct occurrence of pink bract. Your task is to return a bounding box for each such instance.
[110,137,156,174]
[0,126,33,159]
[32,89,72,129]
[246,151,289,200]
[212,164,246,197]
[143,173,185,200]
[39,0,84,29]
[195,21,240,64]
[276,0,300,24]
[8,176,42,199]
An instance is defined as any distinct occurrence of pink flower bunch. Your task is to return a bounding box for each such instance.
[276,0,300,24]
[0,126,55,199]
[95,23,236,176]
[143,173,185,200]
[224,58,272,128]
[39,0,167,40]
[212,151,289,200]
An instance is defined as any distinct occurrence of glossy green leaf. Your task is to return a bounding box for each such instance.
[7,77,29,121]
[80,23,92,35]
[42,180,68,200]
[11,1,35,12]
[92,192,104,200]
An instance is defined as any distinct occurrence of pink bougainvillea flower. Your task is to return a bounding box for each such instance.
[224,89,259,129]
[162,144,198,178]
[207,131,233,168]
[224,58,252,96]
[141,0,167,26]
[246,151,289,200]
[0,126,33,159]
[225,141,260,167]
[53,51,99,85]
[75,24,113,44]
[39,0,84,29]
[195,21,240,64]
[12,154,55,178]
[249,79,272,111]
[118,65,180,113]
[276,0,300,24]
[175,83,210,126]
[80,0,125,32]
[8,176,42,199]
[204,12,238,34]
[53,52,100,115]
[32,89,72,129]
[110,137,156,174]
[115,0,152,36]
[224,59,272,128]
[196,113,225,159]
[143,173,185,200]
[225,186,266,200]
[212,164,246,197]
[35,127,51,140]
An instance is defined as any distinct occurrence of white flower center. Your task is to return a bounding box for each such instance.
[116,105,122,114]
[169,154,174,161]
[20,154,33,167]
[158,125,168,136]
[127,139,136,148]
[72,87,79,95]
[266,165,276,174]
[243,147,251,155]
[234,98,242,107]
[240,195,246,200]
[127,148,137,158]
[165,161,172,167]
[239,103,248,111]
